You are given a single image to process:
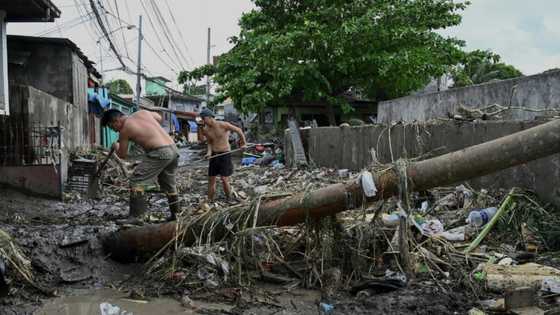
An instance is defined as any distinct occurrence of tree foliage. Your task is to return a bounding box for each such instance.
[106,79,133,95]
[179,0,470,113]
[451,49,523,88]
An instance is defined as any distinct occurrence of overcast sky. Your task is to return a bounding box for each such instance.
[7,0,559,91]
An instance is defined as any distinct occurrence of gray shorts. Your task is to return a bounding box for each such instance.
[130,144,179,193]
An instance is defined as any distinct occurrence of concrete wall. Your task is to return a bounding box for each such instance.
[8,39,74,103]
[10,85,88,152]
[0,165,61,198]
[8,38,91,147]
[287,120,560,207]
[377,70,560,123]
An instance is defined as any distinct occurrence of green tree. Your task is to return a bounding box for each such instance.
[106,79,133,94]
[180,0,469,113]
[451,50,523,88]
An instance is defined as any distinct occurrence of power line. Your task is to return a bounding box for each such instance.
[112,0,130,58]
[89,0,127,69]
[148,0,189,69]
[138,0,185,70]
[75,0,104,44]
[144,38,179,75]
[34,13,93,36]
[103,9,183,75]
[97,0,123,57]
[163,0,195,66]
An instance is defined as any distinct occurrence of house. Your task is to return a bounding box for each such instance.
[260,94,377,130]
[0,1,78,197]
[145,76,203,113]
[0,31,101,198]
[7,35,102,149]
[143,76,203,137]
[0,0,61,116]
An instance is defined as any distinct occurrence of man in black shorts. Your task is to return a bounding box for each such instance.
[200,109,246,202]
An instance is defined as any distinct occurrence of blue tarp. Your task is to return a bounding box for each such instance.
[88,87,111,116]
[188,121,198,133]
[172,113,181,132]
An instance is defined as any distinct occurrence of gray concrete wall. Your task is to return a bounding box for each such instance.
[286,121,560,207]
[377,70,560,123]
[0,165,61,198]
[10,85,88,152]
[8,39,74,103]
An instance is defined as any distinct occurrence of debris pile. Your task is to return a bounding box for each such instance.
[133,163,560,314]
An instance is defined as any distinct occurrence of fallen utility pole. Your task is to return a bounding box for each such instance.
[102,119,560,262]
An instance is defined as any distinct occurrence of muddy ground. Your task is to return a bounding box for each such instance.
[0,150,476,314]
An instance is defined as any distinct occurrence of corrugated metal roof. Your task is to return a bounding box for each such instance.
[7,35,101,78]
[0,0,61,22]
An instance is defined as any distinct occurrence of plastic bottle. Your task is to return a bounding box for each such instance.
[466,207,498,227]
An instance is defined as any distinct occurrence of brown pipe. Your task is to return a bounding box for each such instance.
[102,119,560,262]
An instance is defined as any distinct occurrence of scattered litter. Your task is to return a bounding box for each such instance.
[99,302,132,315]
[542,277,560,294]
[421,219,444,236]
[466,207,498,227]
[381,213,400,227]
[320,302,334,314]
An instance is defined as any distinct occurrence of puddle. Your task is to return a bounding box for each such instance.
[35,289,189,315]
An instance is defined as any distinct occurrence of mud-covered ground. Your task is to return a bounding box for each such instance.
[0,149,476,314]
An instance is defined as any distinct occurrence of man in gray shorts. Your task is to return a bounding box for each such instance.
[101,109,180,221]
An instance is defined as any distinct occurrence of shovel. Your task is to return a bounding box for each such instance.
[87,146,116,199]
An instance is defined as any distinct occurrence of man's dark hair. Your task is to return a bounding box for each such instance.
[200,108,215,118]
[101,109,124,126]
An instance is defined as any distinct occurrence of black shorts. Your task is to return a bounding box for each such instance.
[208,152,234,177]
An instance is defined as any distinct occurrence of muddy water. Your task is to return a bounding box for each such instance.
[35,289,191,315]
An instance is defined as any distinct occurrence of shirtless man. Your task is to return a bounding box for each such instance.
[200,109,246,202]
[101,109,180,221]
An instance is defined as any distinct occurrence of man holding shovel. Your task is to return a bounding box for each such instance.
[200,108,247,202]
[101,109,180,222]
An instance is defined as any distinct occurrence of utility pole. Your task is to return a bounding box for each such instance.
[135,15,143,110]
[98,42,103,84]
[206,27,211,108]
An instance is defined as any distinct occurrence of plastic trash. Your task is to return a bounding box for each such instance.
[271,161,285,169]
[360,171,377,197]
[100,302,131,315]
[254,185,268,195]
[421,219,444,236]
[320,302,334,314]
[466,207,498,227]
[438,225,466,241]
[337,169,349,178]
[542,277,560,294]
[381,213,400,226]
[385,269,407,283]
[420,201,429,213]
[241,157,257,166]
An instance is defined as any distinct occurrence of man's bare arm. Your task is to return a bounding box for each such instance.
[150,111,163,124]
[224,122,247,147]
[115,132,129,159]
[202,128,213,158]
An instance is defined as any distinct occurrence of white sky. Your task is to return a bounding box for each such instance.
[7,0,559,92]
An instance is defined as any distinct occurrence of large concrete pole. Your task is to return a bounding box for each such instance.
[103,119,560,262]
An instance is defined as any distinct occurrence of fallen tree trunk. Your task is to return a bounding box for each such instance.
[103,119,560,262]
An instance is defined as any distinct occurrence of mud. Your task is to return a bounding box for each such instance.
[0,148,475,315]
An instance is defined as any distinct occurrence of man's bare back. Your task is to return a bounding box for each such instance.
[121,110,174,150]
